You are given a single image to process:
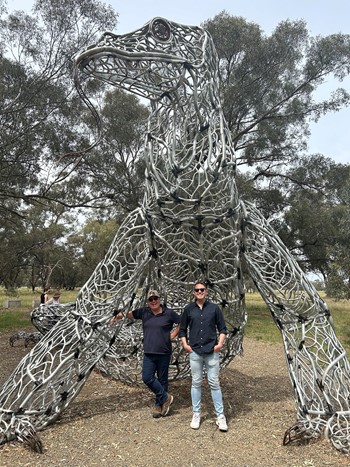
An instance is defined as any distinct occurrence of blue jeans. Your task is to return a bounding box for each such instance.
[142,353,171,407]
[189,351,224,416]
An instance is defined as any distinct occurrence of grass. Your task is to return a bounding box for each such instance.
[1,288,350,353]
[245,292,350,353]
[0,287,78,333]
[0,310,34,333]
[245,293,281,343]
[323,296,350,350]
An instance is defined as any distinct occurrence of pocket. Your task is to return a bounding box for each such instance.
[207,352,219,367]
[189,351,200,362]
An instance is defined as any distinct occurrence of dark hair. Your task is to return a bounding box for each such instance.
[193,280,206,289]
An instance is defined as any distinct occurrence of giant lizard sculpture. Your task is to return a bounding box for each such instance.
[1,17,350,454]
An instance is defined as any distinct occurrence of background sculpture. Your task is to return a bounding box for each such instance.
[0,17,350,454]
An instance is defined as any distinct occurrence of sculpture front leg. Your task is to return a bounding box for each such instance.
[242,201,350,453]
[0,208,152,447]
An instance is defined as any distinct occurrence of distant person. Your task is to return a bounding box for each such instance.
[46,291,61,306]
[111,289,180,418]
[40,288,49,304]
[179,280,228,431]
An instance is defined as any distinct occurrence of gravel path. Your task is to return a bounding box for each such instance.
[0,330,349,467]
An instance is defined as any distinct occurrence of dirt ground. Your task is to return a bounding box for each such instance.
[0,330,349,467]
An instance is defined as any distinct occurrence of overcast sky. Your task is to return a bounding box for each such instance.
[6,0,350,164]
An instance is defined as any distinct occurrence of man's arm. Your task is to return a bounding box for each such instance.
[181,336,192,352]
[179,308,192,352]
[214,305,227,352]
[110,309,134,325]
[214,332,226,352]
[179,307,188,338]
[170,324,180,340]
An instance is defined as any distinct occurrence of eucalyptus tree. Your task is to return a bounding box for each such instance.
[0,0,118,219]
[273,156,350,296]
[202,12,350,282]
[73,88,149,218]
[203,12,350,176]
[0,201,68,290]
[0,201,27,290]
[66,217,119,285]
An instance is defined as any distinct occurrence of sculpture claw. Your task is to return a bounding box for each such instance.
[283,421,318,446]
[15,419,43,453]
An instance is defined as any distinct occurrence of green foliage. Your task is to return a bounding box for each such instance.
[203,11,350,172]
[1,5,350,297]
[79,88,149,215]
[0,0,119,219]
[0,201,79,290]
[279,158,350,294]
[67,218,119,284]
[326,268,350,300]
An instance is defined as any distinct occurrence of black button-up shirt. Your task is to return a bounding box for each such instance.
[179,300,227,355]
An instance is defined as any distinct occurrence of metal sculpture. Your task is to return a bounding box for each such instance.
[9,331,41,348]
[1,17,350,454]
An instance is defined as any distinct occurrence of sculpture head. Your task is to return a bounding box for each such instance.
[75,17,219,104]
[74,18,236,200]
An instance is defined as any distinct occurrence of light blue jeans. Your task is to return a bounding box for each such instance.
[189,351,224,416]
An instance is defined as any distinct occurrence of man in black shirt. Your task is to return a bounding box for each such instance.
[179,281,228,431]
[113,289,180,418]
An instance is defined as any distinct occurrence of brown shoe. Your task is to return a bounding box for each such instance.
[161,394,174,416]
[152,405,162,418]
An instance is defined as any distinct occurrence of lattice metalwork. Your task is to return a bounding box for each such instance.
[1,17,350,453]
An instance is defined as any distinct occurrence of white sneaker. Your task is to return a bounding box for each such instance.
[216,414,228,431]
[190,412,201,429]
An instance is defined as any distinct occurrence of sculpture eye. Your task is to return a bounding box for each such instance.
[150,18,171,42]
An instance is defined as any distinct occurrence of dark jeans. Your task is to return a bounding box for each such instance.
[142,353,171,407]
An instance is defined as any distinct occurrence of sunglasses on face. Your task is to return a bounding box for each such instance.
[194,288,206,293]
[148,296,159,302]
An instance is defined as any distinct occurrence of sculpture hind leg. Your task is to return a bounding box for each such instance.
[0,208,153,446]
[241,201,350,453]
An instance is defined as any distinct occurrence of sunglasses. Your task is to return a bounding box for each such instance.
[148,296,159,302]
[194,288,206,293]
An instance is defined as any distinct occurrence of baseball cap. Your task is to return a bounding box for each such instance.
[147,289,160,300]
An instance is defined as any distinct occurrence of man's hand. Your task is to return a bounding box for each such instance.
[214,343,223,352]
[109,312,124,326]
[214,336,225,352]
[182,343,193,353]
